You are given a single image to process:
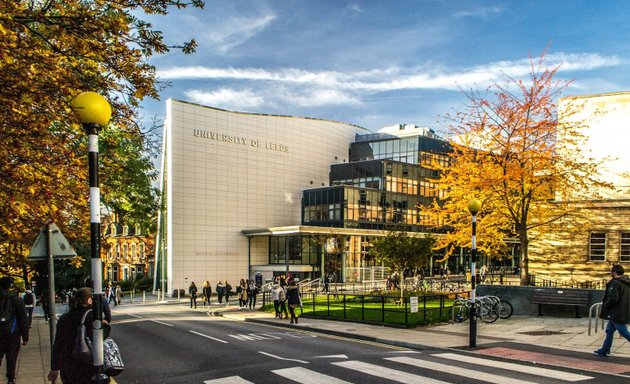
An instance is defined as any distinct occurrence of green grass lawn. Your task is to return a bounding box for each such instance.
[261,293,456,328]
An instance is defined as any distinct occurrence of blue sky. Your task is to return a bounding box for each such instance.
[139,0,630,134]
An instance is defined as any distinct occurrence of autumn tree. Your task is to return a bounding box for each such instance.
[425,52,611,285]
[0,1,203,277]
[370,229,435,299]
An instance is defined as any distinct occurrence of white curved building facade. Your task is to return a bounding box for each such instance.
[156,100,368,295]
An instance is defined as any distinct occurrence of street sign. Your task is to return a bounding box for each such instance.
[410,296,418,313]
[27,223,77,260]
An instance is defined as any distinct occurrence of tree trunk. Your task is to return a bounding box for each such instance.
[400,268,404,305]
[519,227,530,286]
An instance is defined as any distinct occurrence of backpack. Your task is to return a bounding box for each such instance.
[72,309,93,364]
[279,288,286,301]
[0,295,16,335]
[24,292,34,305]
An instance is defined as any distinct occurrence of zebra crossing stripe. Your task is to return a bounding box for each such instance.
[203,376,254,384]
[433,353,593,382]
[386,356,535,384]
[272,366,353,384]
[333,360,451,384]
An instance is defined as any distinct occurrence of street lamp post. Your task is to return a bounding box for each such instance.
[467,198,482,348]
[72,91,111,384]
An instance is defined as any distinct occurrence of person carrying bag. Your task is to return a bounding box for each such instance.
[48,288,124,383]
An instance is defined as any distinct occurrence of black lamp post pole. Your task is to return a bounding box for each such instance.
[86,122,109,384]
[469,210,478,348]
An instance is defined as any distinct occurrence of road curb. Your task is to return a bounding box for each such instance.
[243,317,431,351]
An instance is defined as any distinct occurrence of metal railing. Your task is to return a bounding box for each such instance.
[263,290,463,328]
[529,275,607,290]
[588,302,604,336]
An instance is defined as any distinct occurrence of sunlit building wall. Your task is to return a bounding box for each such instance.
[156,100,367,295]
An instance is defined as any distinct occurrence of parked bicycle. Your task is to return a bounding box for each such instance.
[452,295,500,323]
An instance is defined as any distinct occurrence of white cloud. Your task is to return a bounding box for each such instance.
[205,14,277,53]
[159,52,620,93]
[185,88,264,110]
[452,6,503,19]
[166,52,622,112]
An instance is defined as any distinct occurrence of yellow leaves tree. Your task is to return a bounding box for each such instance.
[0,1,203,278]
[425,52,611,285]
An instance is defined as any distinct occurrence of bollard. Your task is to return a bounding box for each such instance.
[143,290,146,303]
[177,289,180,301]
[130,288,134,304]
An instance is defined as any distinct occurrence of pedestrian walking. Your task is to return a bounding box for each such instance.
[595,264,630,357]
[322,274,329,293]
[110,284,118,306]
[216,280,224,305]
[247,280,258,310]
[115,284,124,305]
[189,281,198,309]
[237,279,247,308]
[271,282,284,319]
[22,285,35,327]
[40,290,50,322]
[47,287,110,384]
[202,281,212,308]
[0,277,29,384]
[286,280,301,324]
[224,280,232,305]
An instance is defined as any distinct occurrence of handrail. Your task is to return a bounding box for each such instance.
[588,302,603,336]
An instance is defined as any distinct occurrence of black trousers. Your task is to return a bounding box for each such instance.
[0,335,21,381]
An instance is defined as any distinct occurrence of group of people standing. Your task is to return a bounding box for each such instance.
[270,275,302,324]
[188,279,261,309]
[236,279,260,310]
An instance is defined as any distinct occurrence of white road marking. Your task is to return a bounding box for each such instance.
[272,366,353,384]
[387,356,536,384]
[312,354,348,359]
[189,330,229,344]
[150,319,174,327]
[258,351,309,364]
[333,360,451,384]
[203,376,254,384]
[433,353,593,382]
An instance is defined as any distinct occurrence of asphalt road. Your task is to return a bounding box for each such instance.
[110,306,626,384]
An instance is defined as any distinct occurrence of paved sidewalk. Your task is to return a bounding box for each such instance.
[4,299,630,383]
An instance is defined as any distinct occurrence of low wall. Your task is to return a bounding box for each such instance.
[476,284,605,317]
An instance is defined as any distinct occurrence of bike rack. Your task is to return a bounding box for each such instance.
[588,302,603,336]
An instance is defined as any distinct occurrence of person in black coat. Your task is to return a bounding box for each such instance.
[0,277,29,384]
[47,287,110,384]
[285,280,301,324]
[595,264,630,357]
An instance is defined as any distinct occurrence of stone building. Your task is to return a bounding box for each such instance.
[528,92,630,285]
[102,218,155,283]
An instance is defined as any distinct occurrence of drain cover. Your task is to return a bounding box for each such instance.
[517,330,566,336]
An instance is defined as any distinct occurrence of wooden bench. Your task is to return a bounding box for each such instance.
[532,290,590,318]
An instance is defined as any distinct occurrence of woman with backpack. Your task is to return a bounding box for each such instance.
[48,287,109,384]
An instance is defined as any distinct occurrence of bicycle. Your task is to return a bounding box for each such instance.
[452,295,499,324]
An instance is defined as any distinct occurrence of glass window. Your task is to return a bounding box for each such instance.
[621,233,630,262]
[589,233,606,261]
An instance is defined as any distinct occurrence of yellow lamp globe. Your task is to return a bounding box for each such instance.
[468,198,482,214]
[72,92,111,126]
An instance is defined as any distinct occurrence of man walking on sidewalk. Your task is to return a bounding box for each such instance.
[0,277,29,384]
[595,264,630,357]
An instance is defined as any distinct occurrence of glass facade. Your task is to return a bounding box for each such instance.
[303,132,452,232]
[268,235,322,266]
